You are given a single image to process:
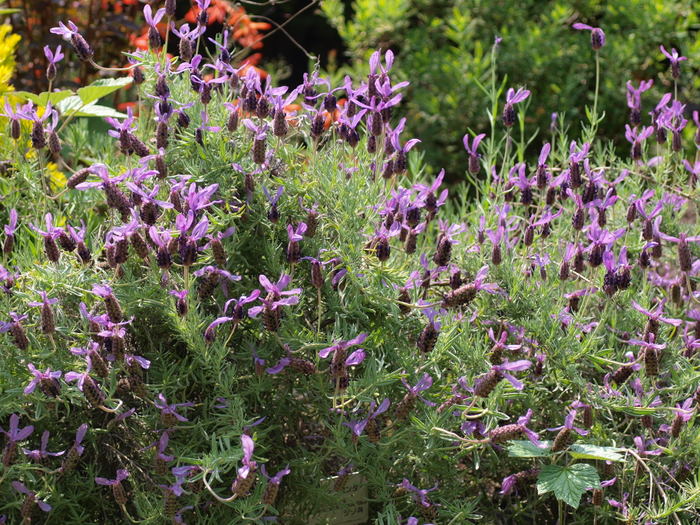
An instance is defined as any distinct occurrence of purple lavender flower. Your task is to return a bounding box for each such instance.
[474,360,531,397]
[95,469,129,505]
[23,430,65,462]
[489,409,543,447]
[463,133,486,174]
[502,88,530,127]
[626,80,653,125]
[261,464,291,505]
[660,45,687,79]
[1,414,34,466]
[60,423,88,472]
[43,45,64,81]
[154,393,194,427]
[0,312,30,350]
[547,409,588,452]
[573,22,606,50]
[50,20,93,61]
[24,364,62,397]
[624,125,654,161]
[231,434,257,496]
[343,398,390,442]
[12,481,52,513]
[3,208,17,254]
[286,223,308,264]
[397,479,439,512]
[143,5,166,48]
[30,213,64,262]
[394,373,433,421]
[262,185,284,223]
[663,398,694,438]
[248,274,301,332]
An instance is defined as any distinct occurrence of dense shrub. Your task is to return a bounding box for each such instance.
[0,6,699,525]
[322,0,700,179]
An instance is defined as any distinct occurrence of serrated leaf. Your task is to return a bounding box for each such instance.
[537,463,600,509]
[568,444,626,462]
[11,90,74,107]
[77,77,132,105]
[507,440,552,458]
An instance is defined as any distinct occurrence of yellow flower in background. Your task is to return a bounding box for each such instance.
[0,24,20,97]
[47,161,67,192]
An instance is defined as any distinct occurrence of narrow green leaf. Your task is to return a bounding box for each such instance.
[77,77,133,105]
[568,444,626,462]
[537,463,600,509]
[507,440,552,458]
[0,8,20,14]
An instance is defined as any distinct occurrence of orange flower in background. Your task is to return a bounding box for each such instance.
[130,21,169,51]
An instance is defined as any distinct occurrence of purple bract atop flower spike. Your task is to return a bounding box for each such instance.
[572,22,606,50]
[463,133,486,174]
[343,398,390,439]
[23,430,65,462]
[659,45,687,79]
[473,359,531,397]
[24,364,62,397]
[489,409,543,447]
[50,20,93,61]
[502,88,530,127]
[155,393,195,427]
[12,481,52,513]
[231,434,257,496]
[1,413,34,443]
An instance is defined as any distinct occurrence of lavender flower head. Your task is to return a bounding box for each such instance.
[573,22,606,50]
[660,45,687,78]
[12,481,52,513]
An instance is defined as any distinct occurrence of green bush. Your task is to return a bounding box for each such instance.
[322,0,700,179]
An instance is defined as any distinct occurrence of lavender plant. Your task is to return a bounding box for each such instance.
[0,7,699,525]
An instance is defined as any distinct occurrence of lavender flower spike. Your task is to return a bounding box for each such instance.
[502,88,530,127]
[50,20,93,61]
[660,45,687,79]
[12,481,52,513]
[573,22,606,50]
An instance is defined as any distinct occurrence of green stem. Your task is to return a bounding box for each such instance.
[593,50,600,121]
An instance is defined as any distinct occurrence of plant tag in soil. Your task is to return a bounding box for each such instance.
[308,473,369,524]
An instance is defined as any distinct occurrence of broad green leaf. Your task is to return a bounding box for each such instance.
[568,444,626,462]
[56,96,127,118]
[11,90,74,107]
[77,77,132,105]
[537,463,600,509]
[507,440,552,458]
[0,8,19,14]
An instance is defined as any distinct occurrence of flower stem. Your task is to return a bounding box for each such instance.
[593,50,600,120]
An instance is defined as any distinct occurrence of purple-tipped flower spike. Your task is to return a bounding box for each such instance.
[169,289,189,317]
[502,87,530,127]
[61,423,88,473]
[547,409,588,452]
[664,398,694,438]
[624,125,654,161]
[463,133,486,174]
[487,328,522,364]
[286,223,308,264]
[1,414,34,467]
[155,393,194,428]
[261,464,291,505]
[397,479,439,514]
[262,185,284,223]
[474,360,531,397]
[0,312,30,350]
[92,283,123,323]
[573,22,606,50]
[657,231,700,273]
[660,45,687,79]
[95,469,129,505]
[248,274,302,332]
[44,45,64,81]
[30,213,64,262]
[500,469,540,496]
[12,481,52,515]
[489,409,543,447]
[143,5,166,48]
[3,208,17,254]
[626,80,653,125]
[50,20,93,61]
[343,398,390,442]
[24,364,62,397]
[23,430,65,462]
[633,436,663,457]
[394,373,433,421]
[232,434,258,497]
[28,291,59,335]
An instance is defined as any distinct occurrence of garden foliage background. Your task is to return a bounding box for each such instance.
[0,1,698,524]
